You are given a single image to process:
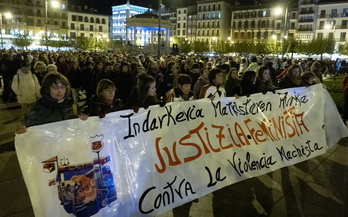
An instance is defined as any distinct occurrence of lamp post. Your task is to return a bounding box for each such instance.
[0,12,12,50]
[274,6,288,58]
[45,0,59,51]
[157,0,162,58]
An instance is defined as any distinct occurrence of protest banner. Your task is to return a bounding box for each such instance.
[15,84,348,217]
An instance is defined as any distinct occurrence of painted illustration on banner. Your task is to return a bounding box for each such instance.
[41,135,117,216]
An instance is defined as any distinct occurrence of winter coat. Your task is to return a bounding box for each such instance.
[165,87,194,102]
[11,69,40,104]
[87,95,125,118]
[26,94,76,127]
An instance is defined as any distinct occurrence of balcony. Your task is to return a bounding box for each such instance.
[297,28,313,32]
[299,10,314,15]
[301,0,315,5]
[298,19,314,23]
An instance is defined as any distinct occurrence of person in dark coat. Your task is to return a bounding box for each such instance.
[225,67,240,97]
[233,70,258,97]
[87,79,125,118]
[115,62,133,103]
[126,73,157,110]
[278,64,302,89]
[25,72,87,128]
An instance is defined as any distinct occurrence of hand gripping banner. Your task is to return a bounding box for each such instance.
[15,84,348,217]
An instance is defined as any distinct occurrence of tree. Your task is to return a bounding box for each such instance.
[95,38,110,51]
[39,36,53,49]
[72,36,95,51]
[212,40,231,55]
[310,38,335,59]
[192,40,209,54]
[252,42,268,56]
[266,39,281,56]
[231,41,253,56]
[284,36,297,58]
[11,34,33,49]
[177,38,192,54]
[338,43,348,56]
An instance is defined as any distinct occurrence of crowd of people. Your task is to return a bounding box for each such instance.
[0,50,346,130]
[1,49,347,216]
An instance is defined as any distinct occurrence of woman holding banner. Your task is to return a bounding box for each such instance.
[87,79,125,118]
[199,68,226,100]
[278,64,302,89]
[254,66,276,94]
[126,73,158,111]
[15,72,88,133]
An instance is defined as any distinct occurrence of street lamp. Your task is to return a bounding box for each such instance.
[0,12,12,50]
[274,6,288,58]
[45,0,59,51]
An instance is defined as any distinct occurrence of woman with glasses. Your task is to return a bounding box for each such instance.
[25,72,87,128]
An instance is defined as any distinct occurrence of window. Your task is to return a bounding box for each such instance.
[320,10,325,18]
[70,32,76,39]
[70,23,75,29]
[178,23,180,28]
[319,21,324,29]
[213,4,215,11]
[217,30,219,36]
[342,20,347,29]
[80,24,84,31]
[102,19,106,24]
[96,18,100,23]
[78,16,83,22]
[340,32,346,41]
[317,33,323,39]
[199,6,201,12]
[90,17,94,23]
[99,26,102,32]
[84,17,88,22]
[328,32,333,40]
[343,8,348,17]
[331,9,337,17]
[90,25,94,31]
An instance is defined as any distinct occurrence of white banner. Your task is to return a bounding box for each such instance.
[15,84,348,217]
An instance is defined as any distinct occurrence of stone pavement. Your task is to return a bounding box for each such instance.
[1,93,348,217]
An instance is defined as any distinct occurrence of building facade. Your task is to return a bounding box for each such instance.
[316,1,348,45]
[196,0,234,45]
[67,5,109,40]
[111,1,151,42]
[0,0,68,49]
